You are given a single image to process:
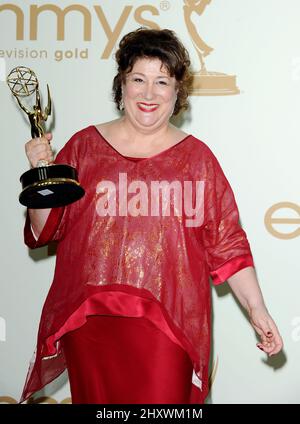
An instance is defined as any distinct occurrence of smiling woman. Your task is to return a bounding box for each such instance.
[122,59,177,129]
[113,27,191,116]
[21,27,283,405]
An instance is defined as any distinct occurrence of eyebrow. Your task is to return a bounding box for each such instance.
[129,72,170,79]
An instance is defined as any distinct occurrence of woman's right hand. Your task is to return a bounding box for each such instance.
[25,132,54,168]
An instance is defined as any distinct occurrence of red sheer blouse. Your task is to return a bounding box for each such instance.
[20,125,254,403]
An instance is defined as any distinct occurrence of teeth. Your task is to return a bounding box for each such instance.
[139,104,157,109]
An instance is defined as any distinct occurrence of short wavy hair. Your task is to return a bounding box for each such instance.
[112,28,191,116]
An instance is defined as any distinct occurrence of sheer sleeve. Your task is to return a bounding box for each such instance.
[23,132,80,249]
[201,150,254,285]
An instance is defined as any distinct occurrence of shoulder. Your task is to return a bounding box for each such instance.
[64,121,112,148]
[67,118,120,141]
[68,124,97,141]
[188,134,218,159]
[188,134,227,176]
[62,119,121,152]
[168,124,189,144]
[94,119,121,139]
[57,125,99,161]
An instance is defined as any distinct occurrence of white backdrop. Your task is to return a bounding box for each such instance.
[0,0,299,404]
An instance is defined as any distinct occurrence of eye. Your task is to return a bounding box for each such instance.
[133,77,144,83]
[157,80,169,86]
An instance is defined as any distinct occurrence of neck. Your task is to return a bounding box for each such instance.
[118,117,171,148]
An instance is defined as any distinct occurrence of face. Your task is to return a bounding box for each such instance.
[122,57,178,133]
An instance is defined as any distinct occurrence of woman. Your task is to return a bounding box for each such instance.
[21,28,283,404]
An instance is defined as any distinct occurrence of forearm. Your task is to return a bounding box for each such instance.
[28,208,51,239]
[227,266,267,315]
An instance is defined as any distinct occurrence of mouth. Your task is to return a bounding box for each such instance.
[137,102,159,112]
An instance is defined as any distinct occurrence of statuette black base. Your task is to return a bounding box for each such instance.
[19,164,85,208]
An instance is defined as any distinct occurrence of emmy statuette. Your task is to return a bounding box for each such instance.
[184,0,240,95]
[7,66,85,208]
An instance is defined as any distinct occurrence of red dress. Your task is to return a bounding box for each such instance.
[20,125,254,403]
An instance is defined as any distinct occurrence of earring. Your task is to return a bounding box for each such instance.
[120,97,124,111]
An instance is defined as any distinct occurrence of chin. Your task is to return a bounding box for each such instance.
[137,120,163,129]
[136,115,169,128]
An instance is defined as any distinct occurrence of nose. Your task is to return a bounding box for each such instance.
[143,81,155,100]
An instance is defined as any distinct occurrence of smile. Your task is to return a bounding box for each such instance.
[137,102,159,112]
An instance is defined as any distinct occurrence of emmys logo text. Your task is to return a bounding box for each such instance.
[95,173,205,228]
[0,3,160,61]
[0,0,239,95]
[264,202,300,239]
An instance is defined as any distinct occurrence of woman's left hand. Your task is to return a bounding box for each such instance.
[249,306,284,357]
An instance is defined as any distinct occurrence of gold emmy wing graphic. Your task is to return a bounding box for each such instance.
[184,0,239,95]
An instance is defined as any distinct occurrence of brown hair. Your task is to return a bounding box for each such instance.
[112,28,191,115]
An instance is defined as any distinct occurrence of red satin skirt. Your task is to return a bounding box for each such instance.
[61,314,203,404]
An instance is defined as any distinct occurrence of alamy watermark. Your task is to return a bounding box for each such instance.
[96,173,205,227]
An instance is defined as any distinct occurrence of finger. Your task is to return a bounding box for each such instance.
[256,342,274,353]
[45,132,53,143]
[257,335,283,356]
[36,136,51,145]
[252,324,270,344]
[259,322,274,339]
[265,322,281,343]
[31,148,53,164]
[270,344,283,356]
[268,334,284,356]
[32,145,52,157]
[253,316,277,340]
[25,138,48,150]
